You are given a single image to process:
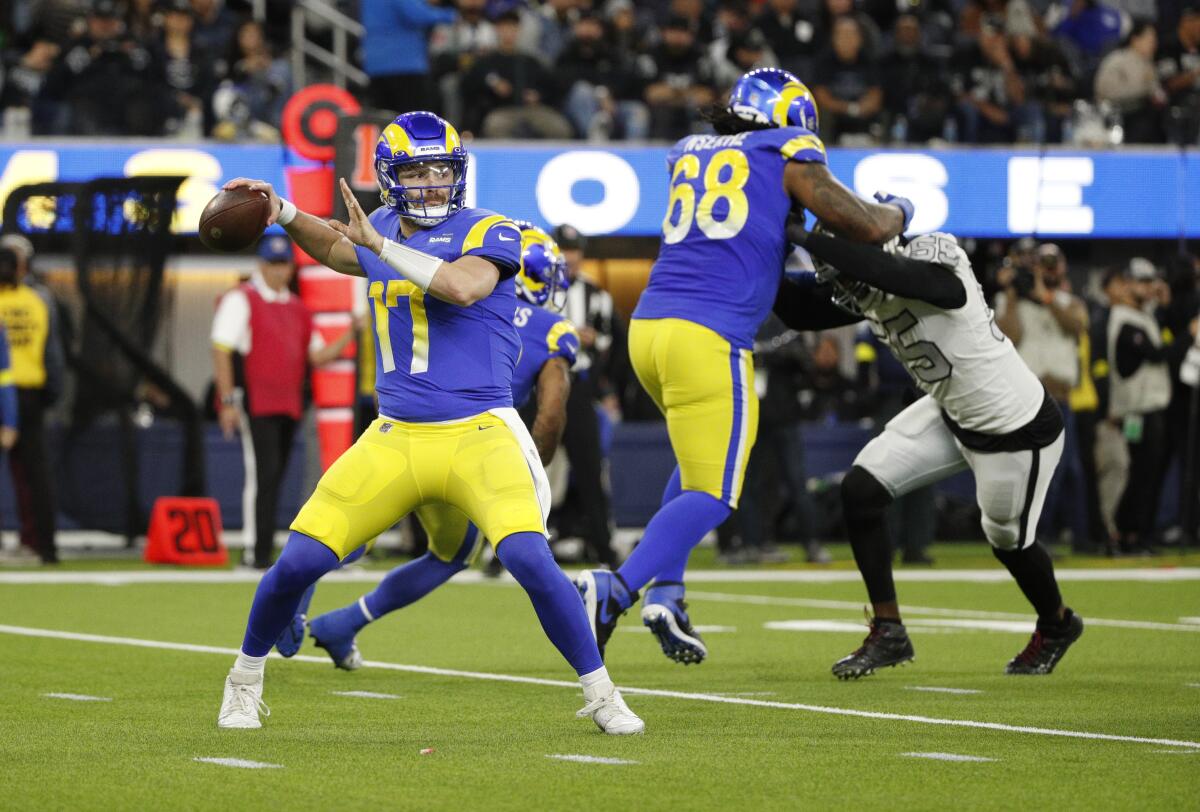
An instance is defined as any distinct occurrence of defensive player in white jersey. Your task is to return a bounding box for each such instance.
[780,220,1085,678]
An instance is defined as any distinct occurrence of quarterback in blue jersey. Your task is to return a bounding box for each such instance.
[216,112,642,735]
[576,68,916,665]
[293,224,580,670]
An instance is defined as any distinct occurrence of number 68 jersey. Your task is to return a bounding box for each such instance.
[861,233,1045,436]
[635,126,828,350]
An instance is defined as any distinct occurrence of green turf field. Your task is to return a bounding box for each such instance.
[1,554,1198,810]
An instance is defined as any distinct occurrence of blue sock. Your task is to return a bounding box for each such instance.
[651,467,688,584]
[497,531,603,676]
[359,552,465,624]
[241,532,339,656]
[618,490,730,593]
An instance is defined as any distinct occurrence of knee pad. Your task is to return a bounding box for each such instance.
[982,514,1021,551]
[841,466,892,522]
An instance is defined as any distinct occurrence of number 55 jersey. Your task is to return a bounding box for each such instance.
[634,126,827,350]
[355,205,523,422]
[859,233,1045,437]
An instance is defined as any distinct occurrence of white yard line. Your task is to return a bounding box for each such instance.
[2,623,1198,750]
[331,690,400,700]
[906,687,983,695]
[194,757,283,770]
[688,591,1200,634]
[902,752,996,763]
[3,567,1199,586]
[547,754,638,765]
[621,625,736,634]
[42,692,111,702]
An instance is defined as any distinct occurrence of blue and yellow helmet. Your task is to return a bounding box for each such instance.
[513,220,569,308]
[728,68,819,133]
[374,111,468,226]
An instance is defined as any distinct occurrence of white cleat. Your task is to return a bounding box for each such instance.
[577,684,645,735]
[217,670,270,729]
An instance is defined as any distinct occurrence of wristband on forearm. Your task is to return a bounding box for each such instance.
[378,239,443,291]
[277,198,298,226]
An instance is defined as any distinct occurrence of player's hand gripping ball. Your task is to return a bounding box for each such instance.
[198,182,275,251]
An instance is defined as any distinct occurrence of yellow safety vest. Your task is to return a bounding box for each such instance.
[0,285,49,388]
[1069,330,1099,413]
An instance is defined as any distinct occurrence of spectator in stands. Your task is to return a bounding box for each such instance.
[361,0,457,115]
[1157,3,1200,144]
[429,0,496,128]
[549,224,622,569]
[664,0,716,44]
[0,33,59,135]
[1095,19,1167,143]
[755,0,822,78]
[712,29,776,92]
[556,9,649,139]
[211,236,357,570]
[710,0,755,50]
[996,243,1090,550]
[952,21,1028,143]
[1047,0,1125,66]
[537,0,580,64]
[1108,258,1173,553]
[812,15,884,144]
[158,0,216,137]
[639,15,718,140]
[460,9,572,138]
[1009,18,1080,143]
[126,0,161,43]
[188,0,236,57]
[213,19,290,137]
[820,0,882,57]
[0,242,61,565]
[855,324,936,565]
[39,0,167,135]
[879,13,952,143]
[606,0,655,57]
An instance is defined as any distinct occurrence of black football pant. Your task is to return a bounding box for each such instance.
[9,388,56,563]
[246,414,299,568]
[560,374,617,566]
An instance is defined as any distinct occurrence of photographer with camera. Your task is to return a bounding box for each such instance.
[995,242,1089,551]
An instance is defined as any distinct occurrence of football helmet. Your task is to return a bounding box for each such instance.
[811,222,887,316]
[374,111,467,226]
[513,220,569,309]
[728,68,819,132]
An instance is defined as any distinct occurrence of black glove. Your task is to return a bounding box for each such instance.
[785,212,811,246]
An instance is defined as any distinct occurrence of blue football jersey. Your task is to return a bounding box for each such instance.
[510,304,579,408]
[634,126,827,349]
[354,206,523,422]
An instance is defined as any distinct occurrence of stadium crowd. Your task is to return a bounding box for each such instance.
[2,0,1199,145]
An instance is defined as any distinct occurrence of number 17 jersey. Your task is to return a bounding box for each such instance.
[634,126,827,350]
